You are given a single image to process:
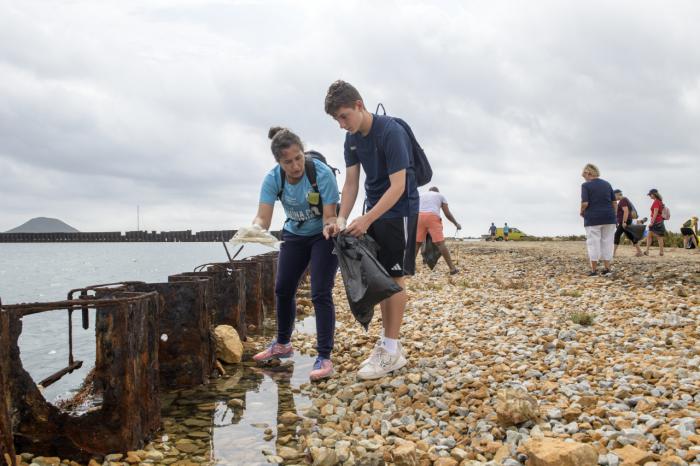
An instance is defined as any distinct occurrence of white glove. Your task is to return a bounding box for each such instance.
[336,216,347,230]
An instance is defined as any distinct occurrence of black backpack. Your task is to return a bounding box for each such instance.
[375,103,433,186]
[277,151,339,223]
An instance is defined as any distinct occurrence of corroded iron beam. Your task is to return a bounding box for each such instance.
[0,293,161,460]
[173,266,247,340]
[230,260,263,331]
[127,281,215,389]
[258,252,279,317]
[1,300,18,466]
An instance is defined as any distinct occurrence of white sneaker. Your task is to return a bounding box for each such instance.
[357,346,407,380]
[359,341,406,368]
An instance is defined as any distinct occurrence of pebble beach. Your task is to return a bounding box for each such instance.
[12,241,700,466]
[290,241,700,466]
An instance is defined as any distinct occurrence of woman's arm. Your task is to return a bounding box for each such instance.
[650,208,659,225]
[253,203,274,230]
[580,202,589,217]
[322,203,337,230]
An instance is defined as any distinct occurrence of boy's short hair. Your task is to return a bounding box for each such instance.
[324,80,363,115]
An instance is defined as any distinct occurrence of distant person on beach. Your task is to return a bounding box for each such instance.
[681,216,698,249]
[489,222,497,240]
[613,189,643,257]
[644,188,666,256]
[251,127,340,381]
[324,80,418,380]
[580,163,616,276]
[503,222,510,241]
[415,187,461,275]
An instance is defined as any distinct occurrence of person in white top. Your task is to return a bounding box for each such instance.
[415,187,462,274]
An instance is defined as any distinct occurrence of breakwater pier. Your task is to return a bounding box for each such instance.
[0,230,263,243]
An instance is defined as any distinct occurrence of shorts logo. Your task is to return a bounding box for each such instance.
[390,263,402,271]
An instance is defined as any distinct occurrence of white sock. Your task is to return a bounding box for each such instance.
[382,337,398,354]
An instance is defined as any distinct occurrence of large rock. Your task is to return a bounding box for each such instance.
[523,438,597,466]
[391,441,418,466]
[213,325,243,363]
[310,447,338,466]
[612,445,653,465]
[496,388,540,426]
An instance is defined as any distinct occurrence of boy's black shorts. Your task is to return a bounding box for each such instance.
[367,215,418,277]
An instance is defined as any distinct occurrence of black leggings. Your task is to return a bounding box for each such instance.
[614,224,638,245]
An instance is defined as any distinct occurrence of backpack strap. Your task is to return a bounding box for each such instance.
[277,165,286,201]
[305,157,318,192]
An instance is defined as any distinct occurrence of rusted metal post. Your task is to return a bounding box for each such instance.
[1,294,161,459]
[0,300,18,466]
[129,281,215,389]
[231,259,263,331]
[258,252,278,317]
[173,266,247,340]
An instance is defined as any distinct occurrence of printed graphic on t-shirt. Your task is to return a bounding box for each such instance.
[283,191,318,222]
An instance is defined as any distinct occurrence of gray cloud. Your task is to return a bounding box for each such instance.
[1,0,699,236]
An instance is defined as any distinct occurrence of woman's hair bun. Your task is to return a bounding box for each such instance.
[268,126,286,140]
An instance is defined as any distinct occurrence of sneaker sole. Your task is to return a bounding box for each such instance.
[253,351,294,363]
[357,358,407,380]
[309,369,335,382]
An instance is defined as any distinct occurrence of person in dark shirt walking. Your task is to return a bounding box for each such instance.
[613,189,643,257]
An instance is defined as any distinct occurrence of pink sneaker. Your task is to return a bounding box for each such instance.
[253,340,293,362]
[309,357,334,381]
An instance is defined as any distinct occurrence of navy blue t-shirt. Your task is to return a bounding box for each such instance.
[343,115,419,219]
[581,178,616,226]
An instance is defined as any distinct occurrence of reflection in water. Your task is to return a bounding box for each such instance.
[156,317,316,465]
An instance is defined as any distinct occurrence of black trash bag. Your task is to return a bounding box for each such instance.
[625,224,646,243]
[421,233,442,270]
[333,234,403,330]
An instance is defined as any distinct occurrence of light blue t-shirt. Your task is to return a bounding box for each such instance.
[259,158,340,236]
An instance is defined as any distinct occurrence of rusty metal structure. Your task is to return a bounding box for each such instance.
[178,264,247,339]
[0,293,161,460]
[0,249,280,463]
[1,300,18,466]
[230,259,264,330]
[258,252,279,316]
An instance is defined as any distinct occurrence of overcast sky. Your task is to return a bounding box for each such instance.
[1,0,698,237]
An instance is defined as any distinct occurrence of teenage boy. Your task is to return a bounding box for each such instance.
[323,80,419,380]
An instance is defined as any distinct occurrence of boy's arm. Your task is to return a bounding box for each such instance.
[345,169,405,237]
[324,164,360,238]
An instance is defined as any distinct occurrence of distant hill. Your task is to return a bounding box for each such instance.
[6,217,80,233]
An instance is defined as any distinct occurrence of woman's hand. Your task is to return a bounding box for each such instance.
[323,216,346,239]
